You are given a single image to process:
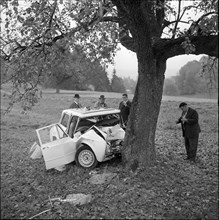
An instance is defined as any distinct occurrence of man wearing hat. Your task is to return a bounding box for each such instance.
[69,94,82,109]
[94,95,108,109]
[176,102,201,162]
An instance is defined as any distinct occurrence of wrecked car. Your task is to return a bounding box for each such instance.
[31,108,125,170]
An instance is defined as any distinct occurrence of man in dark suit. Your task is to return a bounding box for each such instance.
[69,94,82,109]
[176,102,201,162]
[119,93,132,127]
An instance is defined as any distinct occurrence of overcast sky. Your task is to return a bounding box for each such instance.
[107,46,205,80]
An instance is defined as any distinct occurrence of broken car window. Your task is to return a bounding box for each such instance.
[60,113,70,128]
[38,124,67,144]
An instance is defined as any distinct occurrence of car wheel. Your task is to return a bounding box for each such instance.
[75,145,98,169]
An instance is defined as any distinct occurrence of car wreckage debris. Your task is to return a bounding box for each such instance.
[49,193,92,205]
[30,108,125,170]
[29,142,42,159]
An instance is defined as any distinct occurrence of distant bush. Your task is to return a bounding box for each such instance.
[164,56,218,96]
[163,78,179,96]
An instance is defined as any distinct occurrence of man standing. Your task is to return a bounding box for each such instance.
[69,94,82,109]
[119,93,132,127]
[94,95,108,109]
[176,102,201,162]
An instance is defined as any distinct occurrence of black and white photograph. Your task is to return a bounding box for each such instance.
[1,0,218,219]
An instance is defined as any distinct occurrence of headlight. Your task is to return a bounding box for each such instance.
[105,143,111,155]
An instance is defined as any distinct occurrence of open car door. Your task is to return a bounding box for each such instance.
[36,124,76,170]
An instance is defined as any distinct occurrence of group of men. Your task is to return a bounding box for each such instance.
[69,93,131,127]
[69,94,201,163]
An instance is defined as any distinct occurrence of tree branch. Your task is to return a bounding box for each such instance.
[153,35,218,59]
[163,19,189,27]
[161,5,201,31]
[171,0,182,39]
[1,1,119,62]
[48,0,57,28]
[111,0,130,15]
[187,11,218,35]
[119,29,137,52]
[100,16,119,23]
[156,0,165,30]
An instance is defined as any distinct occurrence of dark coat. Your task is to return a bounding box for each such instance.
[69,102,82,109]
[119,100,132,125]
[177,107,201,138]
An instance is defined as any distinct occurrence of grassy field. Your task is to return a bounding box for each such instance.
[1,90,218,219]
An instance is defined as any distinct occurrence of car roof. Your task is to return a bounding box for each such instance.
[62,108,121,118]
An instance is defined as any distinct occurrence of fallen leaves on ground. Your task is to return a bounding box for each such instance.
[1,94,218,219]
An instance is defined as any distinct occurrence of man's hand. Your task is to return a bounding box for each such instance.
[181,118,188,123]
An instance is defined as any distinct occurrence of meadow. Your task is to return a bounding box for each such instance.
[1,89,218,219]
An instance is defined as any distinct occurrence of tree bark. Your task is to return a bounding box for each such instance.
[119,1,167,170]
[122,50,166,170]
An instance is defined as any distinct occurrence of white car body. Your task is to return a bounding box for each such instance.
[34,108,125,169]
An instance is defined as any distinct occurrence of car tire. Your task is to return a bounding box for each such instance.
[75,145,98,169]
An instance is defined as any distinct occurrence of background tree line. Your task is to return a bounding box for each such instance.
[163,56,218,96]
[39,46,133,93]
[2,53,217,97]
[1,47,127,94]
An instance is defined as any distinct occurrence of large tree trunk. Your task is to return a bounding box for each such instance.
[122,51,166,170]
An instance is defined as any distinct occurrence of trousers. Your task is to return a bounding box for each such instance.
[184,135,199,161]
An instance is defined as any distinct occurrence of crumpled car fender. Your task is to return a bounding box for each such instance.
[77,129,107,162]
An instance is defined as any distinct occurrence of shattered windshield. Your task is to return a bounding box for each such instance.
[67,113,121,138]
[83,114,120,127]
